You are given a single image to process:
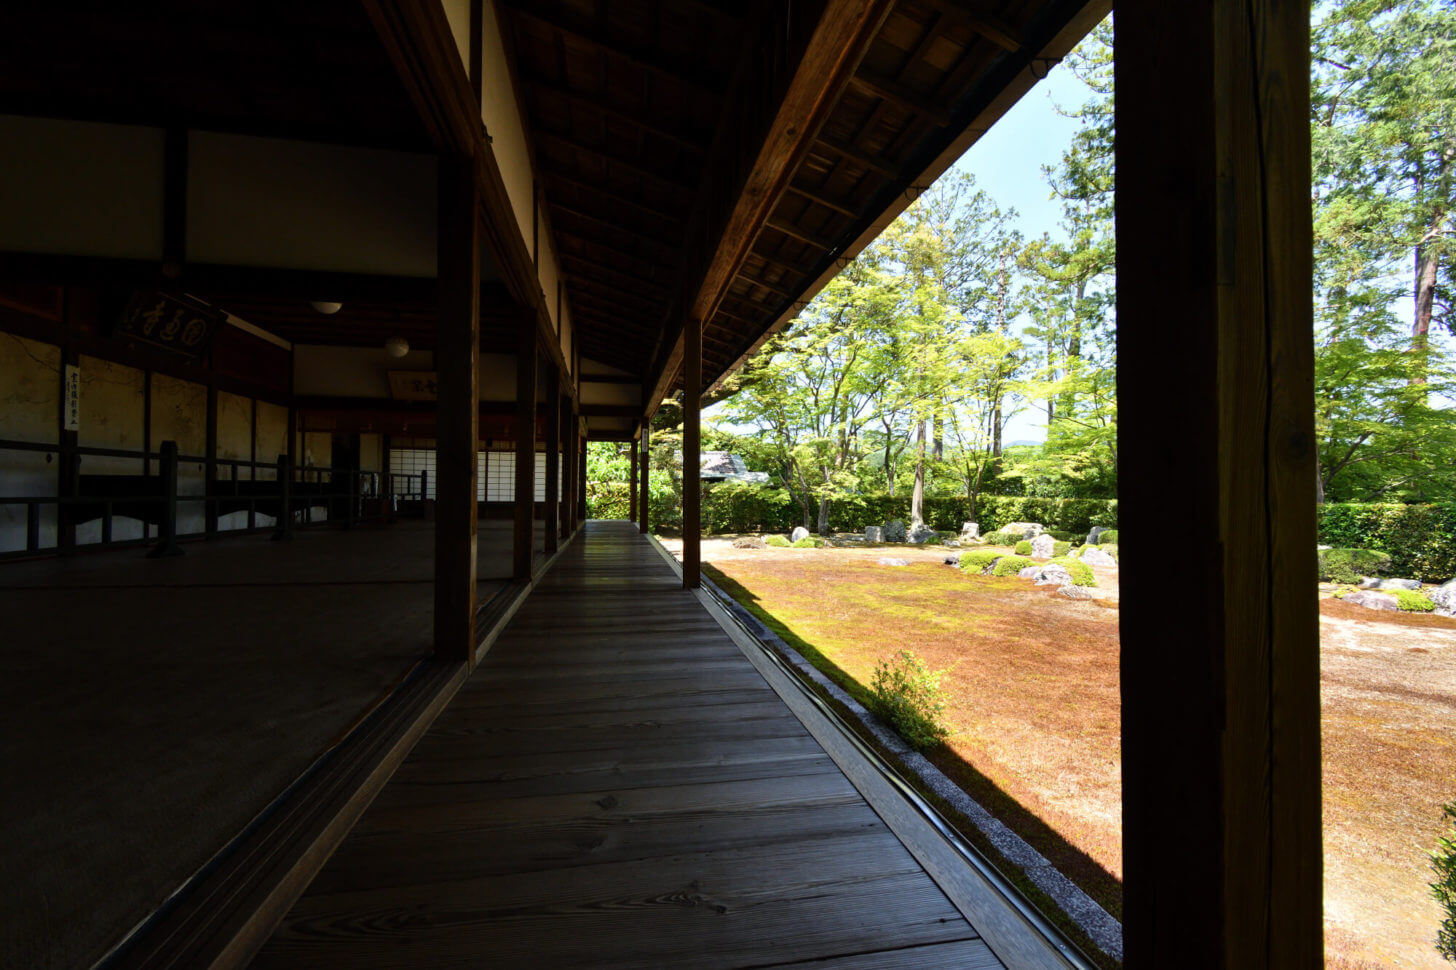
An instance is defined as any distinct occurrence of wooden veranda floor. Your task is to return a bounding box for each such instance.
[248,521,1008,969]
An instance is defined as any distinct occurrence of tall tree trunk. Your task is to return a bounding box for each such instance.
[932,404,944,460]
[911,419,926,527]
[1412,235,1439,389]
[817,496,830,535]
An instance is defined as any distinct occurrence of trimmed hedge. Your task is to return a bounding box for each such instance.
[1053,540,1073,557]
[1097,529,1119,544]
[1014,540,1033,555]
[587,481,1118,537]
[1319,503,1456,583]
[764,535,791,547]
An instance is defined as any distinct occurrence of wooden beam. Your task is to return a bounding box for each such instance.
[638,422,650,534]
[764,215,840,251]
[433,152,480,664]
[559,253,675,298]
[682,317,701,589]
[503,2,723,101]
[512,324,536,582]
[735,268,798,301]
[643,0,896,414]
[1117,2,1320,967]
[812,133,901,178]
[522,76,709,153]
[582,373,642,385]
[919,0,1023,52]
[534,131,698,191]
[848,71,952,126]
[784,182,858,218]
[550,203,684,261]
[544,365,560,554]
[542,171,687,225]
[629,437,639,522]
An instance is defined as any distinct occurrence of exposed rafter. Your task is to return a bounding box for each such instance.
[918,0,1023,52]
[518,74,710,152]
[534,130,697,191]
[503,2,722,101]
[848,71,952,126]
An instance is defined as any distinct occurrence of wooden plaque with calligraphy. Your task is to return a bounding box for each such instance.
[115,292,220,360]
[388,371,439,401]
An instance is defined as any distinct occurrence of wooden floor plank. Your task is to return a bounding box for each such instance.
[249,522,995,970]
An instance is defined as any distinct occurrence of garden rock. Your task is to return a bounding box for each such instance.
[1343,589,1398,612]
[1428,579,1456,615]
[961,521,979,539]
[1031,534,1057,558]
[1002,521,1044,539]
[1018,566,1040,579]
[942,539,961,547]
[1058,585,1098,600]
[791,526,810,543]
[877,558,910,567]
[943,553,962,566]
[1081,546,1117,567]
[864,525,884,543]
[731,537,767,549]
[908,523,936,544]
[1087,526,1106,545]
[1357,577,1421,591]
[883,519,908,542]
[1034,564,1074,587]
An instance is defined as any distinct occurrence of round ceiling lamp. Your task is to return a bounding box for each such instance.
[384,336,411,358]
[309,301,343,315]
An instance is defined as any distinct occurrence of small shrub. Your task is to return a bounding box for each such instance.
[1433,802,1456,962]
[1014,539,1033,555]
[1048,530,1080,542]
[870,650,951,751]
[1318,547,1394,585]
[791,536,822,548]
[1099,543,1119,560]
[982,529,1023,546]
[991,555,1035,576]
[958,550,1002,573]
[1051,557,1097,587]
[764,535,791,547]
[1396,589,1436,612]
[1053,540,1072,557]
[1098,529,1119,544]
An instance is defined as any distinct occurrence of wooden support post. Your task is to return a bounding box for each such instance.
[544,367,560,554]
[204,382,218,538]
[629,437,639,523]
[639,422,650,535]
[1117,3,1320,967]
[271,453,292,540]
[577,436,587,524]
[147,440,183,558]
[513,324,537,582]
[683,318,701,588]
[558,397,573,539]
[433,153,481,665]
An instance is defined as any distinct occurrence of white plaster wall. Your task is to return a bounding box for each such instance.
[294,344,435,398]
[188,132,437,277]
[442,0,472,70]
[149,374,208,535]
[0,115,164,259]
[76,356,145,542]
[0,333,60,551]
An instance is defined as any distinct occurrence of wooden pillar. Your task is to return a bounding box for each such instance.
[1116,4,1320,967]
[682,318,701,588]
[513,324,537,582]
[204,381,218,538]
[638,422,650,534]
[433,152,480,665]
[544,367,560,555]
[577,435,587,523]
[558,396,574,538]
[629,436,639,523]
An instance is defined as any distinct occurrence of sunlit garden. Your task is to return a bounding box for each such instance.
[589,4,1456,967]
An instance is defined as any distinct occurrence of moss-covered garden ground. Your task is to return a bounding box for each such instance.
[662,535,1456,970]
